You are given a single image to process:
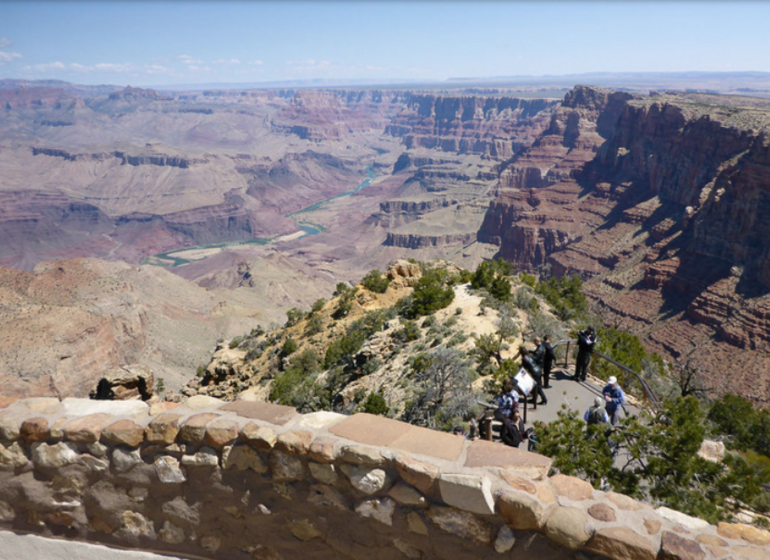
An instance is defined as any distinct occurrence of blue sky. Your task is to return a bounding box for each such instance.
[1,1,768,87]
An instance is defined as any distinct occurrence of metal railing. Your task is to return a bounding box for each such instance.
[552,339,661,410]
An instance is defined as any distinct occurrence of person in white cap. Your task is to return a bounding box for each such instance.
[602,376,626,426]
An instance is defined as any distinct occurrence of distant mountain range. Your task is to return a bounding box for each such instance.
[4,71,770,95]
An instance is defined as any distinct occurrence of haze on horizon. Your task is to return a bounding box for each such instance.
[1,0,769,89]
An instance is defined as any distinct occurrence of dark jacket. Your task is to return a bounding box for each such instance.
[532,343,545,368]
[521,354,542,378]
[577,330,597,354]
[543,341,556,370]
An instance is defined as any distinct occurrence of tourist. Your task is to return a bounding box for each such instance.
[542,335,556,388]
[520,346,547,405]
[575,326,597,382]
[602,376,626,426]
[584,396,610,425]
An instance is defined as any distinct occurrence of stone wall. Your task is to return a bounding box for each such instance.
[0,396,768,560]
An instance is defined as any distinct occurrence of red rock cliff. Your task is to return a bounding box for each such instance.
[480,88,770,405]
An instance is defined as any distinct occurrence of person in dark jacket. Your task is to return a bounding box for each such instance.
[575,326,597,382]
[532,337,545,368]
[520,346,547,405]
[541,335,556,388]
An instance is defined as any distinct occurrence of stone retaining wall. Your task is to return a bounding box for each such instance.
[0,395,768,560]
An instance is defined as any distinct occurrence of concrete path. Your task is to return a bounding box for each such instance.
[0,531,198,560]
[516,365,638,430]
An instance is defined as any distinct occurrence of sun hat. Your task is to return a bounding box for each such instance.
[608,376,617,385]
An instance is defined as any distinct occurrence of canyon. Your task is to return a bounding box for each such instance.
[1,80,770,408]
[478,87,770,405]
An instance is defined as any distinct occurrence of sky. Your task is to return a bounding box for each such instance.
[1,1,769,87]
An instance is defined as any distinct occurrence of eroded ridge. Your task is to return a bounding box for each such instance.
[0,396,767,560]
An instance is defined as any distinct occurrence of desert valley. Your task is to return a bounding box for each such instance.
[1,79,770,407]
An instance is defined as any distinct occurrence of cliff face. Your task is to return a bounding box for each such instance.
[481,87,770,404]
[385,94,558,160]
[478,86,632,269]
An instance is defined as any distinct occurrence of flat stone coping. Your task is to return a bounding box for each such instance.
[465,439,552,469]
[329,413,466,462]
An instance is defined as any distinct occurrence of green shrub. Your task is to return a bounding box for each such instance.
[392,320,421,343]
[285,307,305,327]
[362,392,389,415]
[361,269,390,294]
[281,337,298,357]
[519,272,537,287]
[229,336,244,349]
[400,270,454,319]
[311,299,326,314]
[535,274,587,320]
[489,275,512,301]
[323,309,395,369]
[304,313,323,336]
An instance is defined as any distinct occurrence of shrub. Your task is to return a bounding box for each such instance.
[361,269,390,294]
[304,313,323,336]
[519,272,537,287]
[392,320,421,344]
[362,392,389,415]
[489,275,512,301]
[281,337,298,357]
[229,336,244,349]
[400,269,455,319]
[535,274,587,320]
[311,299,326,314]
[285,307,305,327]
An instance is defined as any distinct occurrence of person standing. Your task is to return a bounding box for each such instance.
[520,346,547,405]
[532,337,545,369]
[575,326,597,382]
[496,379,522,447]
[584,396,610,425]
[602,376,626,426]
[542,335,556,388]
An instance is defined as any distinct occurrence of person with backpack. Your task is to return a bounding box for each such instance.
[520,346,547,405]
[584,396,610,425]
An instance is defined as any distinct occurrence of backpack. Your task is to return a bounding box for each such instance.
[587,407,605,426]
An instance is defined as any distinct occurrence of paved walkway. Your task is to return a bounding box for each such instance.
[506,365,638,431]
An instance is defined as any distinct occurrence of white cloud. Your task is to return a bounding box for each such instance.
[0,38,12,48]
[247,60,263,66]
[24,61,65,72]
[25,61,170,76]
[177,55,204,65]
[0,51,22,64]
[212,58,240,66]
[94,63,131,72]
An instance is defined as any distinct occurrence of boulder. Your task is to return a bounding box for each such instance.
[438,473,495,515]
[102,419,145,447]
[586,526,657,560]
[544,506,589,550]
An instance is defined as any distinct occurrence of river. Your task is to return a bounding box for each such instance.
[142,165,376,267]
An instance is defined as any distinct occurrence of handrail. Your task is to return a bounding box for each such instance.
[551,339,661,410]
